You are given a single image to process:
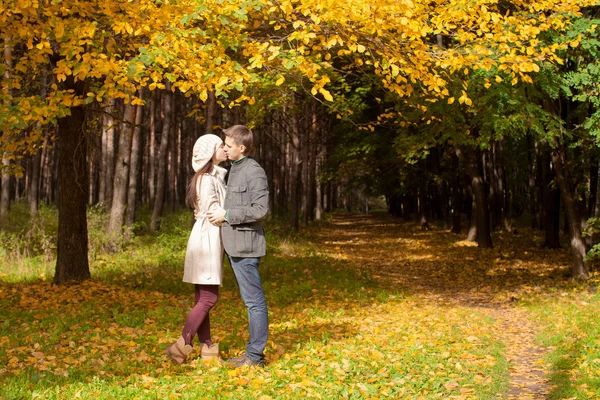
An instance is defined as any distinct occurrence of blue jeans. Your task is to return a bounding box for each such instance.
[229,256,269,363]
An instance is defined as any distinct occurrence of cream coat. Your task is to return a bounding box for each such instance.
[183,166,227,285]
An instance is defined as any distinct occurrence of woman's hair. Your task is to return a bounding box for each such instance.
[186,159,214,209]
[223,125,255,156]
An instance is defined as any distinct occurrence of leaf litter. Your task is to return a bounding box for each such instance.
[0,213,597,398]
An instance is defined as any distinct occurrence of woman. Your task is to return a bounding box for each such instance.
[166,134,228,364]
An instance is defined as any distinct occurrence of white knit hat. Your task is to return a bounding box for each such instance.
[192,134,223,172]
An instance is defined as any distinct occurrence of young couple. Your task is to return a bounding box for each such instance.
[165,125,269,368]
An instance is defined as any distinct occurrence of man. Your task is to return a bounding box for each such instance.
[207,125,269,368]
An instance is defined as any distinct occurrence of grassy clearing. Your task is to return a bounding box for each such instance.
[0,206,509,399]
[525,289,600,399]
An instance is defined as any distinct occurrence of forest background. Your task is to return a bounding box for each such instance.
[1,0,600,283]
[2,0,600,398]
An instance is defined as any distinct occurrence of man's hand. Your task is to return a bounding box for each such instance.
[207,207,226,225]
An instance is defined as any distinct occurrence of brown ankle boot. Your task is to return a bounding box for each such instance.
[165,336,193,365]
[201,343,220,361]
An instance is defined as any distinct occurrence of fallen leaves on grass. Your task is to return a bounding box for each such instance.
[1,213,597,399]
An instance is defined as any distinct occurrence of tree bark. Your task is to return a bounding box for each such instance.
[54,79,90,284]
[289,112,300,231]
[107,102,135,249]
[151,85,173,232]
[148,91,157,208]
[495,139,510,231]
[126,99,143,234]
[527,135,538,229]
[588,157,598,218]
[550,144,589,279]
[278,113,287,215]
[301,105,310,225]
[1,36,12,226]
[457,146,493,247]
[451,153,462,233]
[101,99,117,208]
[541,148,561,248]
[206,91,217,134]
[418,160,430,230]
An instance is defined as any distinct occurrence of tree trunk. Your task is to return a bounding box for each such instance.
[451,153,462,233]
[495,139,510,231]
[301,106,310,225]
[315,124,324,221]
[148,91,157,208]
[101,99,117,208]
[0,155,9,226]
[457,146,492,247]
[151,86,173,232]
[418,161,430,230]
[107,102,135,249]
[126,99,143,235]
[540,148,561,248]
[550,144,589,279]
[206,91,217,134]
[278,113,287,215]
[1,36,12,226]
[54,79,90,284]
[290,112,300,231]
[588,157,598,218]
[527,135,538,229]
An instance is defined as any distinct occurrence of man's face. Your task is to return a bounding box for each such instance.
[224,136,245,161]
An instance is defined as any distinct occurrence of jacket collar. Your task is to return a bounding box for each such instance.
[211,165,228,181]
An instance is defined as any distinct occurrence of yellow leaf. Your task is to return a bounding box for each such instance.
[447,97,455,105]
[319,88,333,102]
[275,76,285,86]
[357,44,366,53]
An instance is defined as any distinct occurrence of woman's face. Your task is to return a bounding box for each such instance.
[213,143,227,164]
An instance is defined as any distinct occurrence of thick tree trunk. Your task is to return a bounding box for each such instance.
[206,91,217,134]
[457,146,493,247]
[550,145,589,279]
[107,102,135,249]
[126,98,143,233]
[54,80,90,284]
[151,86,173,232]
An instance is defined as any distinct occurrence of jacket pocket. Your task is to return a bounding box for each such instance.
[230,185,247,206]
[234,225,263,254]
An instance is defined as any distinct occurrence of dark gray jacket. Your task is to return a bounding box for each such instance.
[222,157,269,257]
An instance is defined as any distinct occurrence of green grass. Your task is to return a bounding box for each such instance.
[0,206,514,399]
[526,289,600,399]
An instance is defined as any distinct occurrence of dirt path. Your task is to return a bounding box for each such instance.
[308,213,556,399]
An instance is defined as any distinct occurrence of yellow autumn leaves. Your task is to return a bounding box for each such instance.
[0,0,593,150]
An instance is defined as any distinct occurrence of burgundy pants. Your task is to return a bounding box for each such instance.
[182,284,219,346]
